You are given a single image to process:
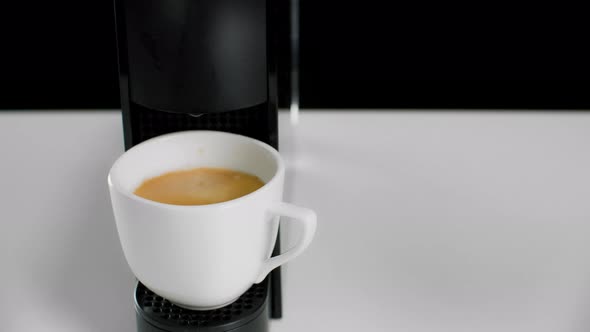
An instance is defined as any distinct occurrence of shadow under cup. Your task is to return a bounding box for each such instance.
[108,131,284,310]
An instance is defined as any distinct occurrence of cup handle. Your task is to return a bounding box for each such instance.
[255,202,317,283]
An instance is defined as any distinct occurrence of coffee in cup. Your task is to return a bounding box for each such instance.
[134,167,265,206]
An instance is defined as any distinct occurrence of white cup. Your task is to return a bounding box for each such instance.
[108,131,316,310]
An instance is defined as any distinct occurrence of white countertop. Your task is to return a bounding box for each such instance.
[1,110,590,332]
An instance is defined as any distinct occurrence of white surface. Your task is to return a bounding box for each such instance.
[1,110,590,332]
[109,130,315,309]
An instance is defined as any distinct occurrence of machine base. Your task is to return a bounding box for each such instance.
[134,280,269,332]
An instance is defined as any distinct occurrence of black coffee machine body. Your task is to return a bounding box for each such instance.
[113,0,283,331]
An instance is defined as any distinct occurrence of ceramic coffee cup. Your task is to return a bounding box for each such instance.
[108,131,316,310]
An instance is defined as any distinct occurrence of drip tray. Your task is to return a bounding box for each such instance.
[134,280,268,331]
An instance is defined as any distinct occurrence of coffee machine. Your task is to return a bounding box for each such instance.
[113,0,283,331]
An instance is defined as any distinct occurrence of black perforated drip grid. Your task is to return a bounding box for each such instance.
[135,282,268,329]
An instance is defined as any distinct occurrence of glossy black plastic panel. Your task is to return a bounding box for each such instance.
[124,0,267,113]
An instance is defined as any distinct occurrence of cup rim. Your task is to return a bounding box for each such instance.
[107,130,284,210]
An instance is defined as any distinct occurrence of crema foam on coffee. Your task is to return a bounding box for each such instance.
[134,167,264,206]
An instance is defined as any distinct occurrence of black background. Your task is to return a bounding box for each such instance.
[0,1,588,109]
